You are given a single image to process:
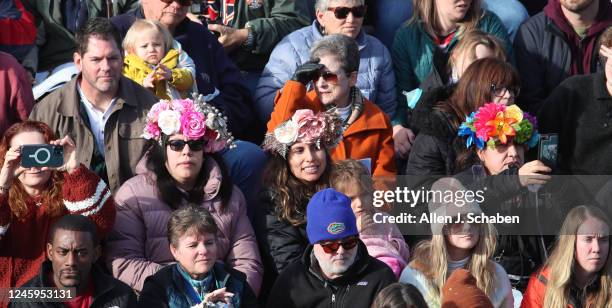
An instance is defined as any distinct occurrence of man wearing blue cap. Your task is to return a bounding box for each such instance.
[267,188,395,307]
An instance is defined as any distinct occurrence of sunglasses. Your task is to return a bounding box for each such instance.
[167,139,205,152]
[159,0,192,7]
[319,237,359,254]
[490,83,521,98]
[312,71,339,84]
[327,5,367,19]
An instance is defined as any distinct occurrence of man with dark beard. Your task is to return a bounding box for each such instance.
[514,0,612,114]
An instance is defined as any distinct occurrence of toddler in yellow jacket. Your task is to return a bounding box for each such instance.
[122,20,196,100]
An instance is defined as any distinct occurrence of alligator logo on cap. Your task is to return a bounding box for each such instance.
[327,222,345,235]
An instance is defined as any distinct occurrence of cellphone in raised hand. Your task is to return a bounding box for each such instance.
[20,145,64,168]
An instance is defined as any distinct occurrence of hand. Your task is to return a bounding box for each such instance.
[600,45,612,60]
[0,146,24,189]
[518,160,552,187]
[48,136,78,174]
[392,125,415,159]
[143,73,156,89]
[203,287,234,304]
[208,24,248,52]
[292,59,323,85]
[154,65,172,81]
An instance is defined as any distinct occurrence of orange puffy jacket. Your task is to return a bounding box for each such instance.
[521,266,598,308]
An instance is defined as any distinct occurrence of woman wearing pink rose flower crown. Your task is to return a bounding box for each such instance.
[254,108,344,299]
[105,96,264,296]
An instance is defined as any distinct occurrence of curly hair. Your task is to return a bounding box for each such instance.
[262,150,332,226]
[0,121,65,220]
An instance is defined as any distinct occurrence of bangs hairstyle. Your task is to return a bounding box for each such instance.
[330,159,373,196]
[410,0,483,38]
[310,34,360,74]
[122,19,173,54]
[448,30,507,71]
[0,121,65,220]
[167,205,219,247]
[262,150,333,226]
[543,205,612,308]
[409,222,498,302]
[437,57,519,129]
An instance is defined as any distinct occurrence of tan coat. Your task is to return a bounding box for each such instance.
[29,75,158,192]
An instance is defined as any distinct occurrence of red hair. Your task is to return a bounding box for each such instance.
[0,121,65,220]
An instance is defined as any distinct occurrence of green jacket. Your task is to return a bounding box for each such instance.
[225,0,311,71]
[391,10,513,126]
[23,0,139,72]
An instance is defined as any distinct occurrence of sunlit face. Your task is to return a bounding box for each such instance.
[287,142,327,183]
[11,131,52,193]
[133,29,166,66]
[314,54,357,108]
[336,179,371,216]
[142,0,189,30]
[445,222,480,252]
[165,134,205,188]
[575,217,609,276]
[313,237,358,279]
[560,0,596,13]
[453,44,495,79]
[477,142,525,175]
[170,228,218,279]
[316,0,364,39]
[435,0,473,24]
[47,230,99,291]
[74,36,122,97]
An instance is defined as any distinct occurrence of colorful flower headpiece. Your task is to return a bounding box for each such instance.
[142,95,235,153]
[262,109,344,158]
[458,103,539,150]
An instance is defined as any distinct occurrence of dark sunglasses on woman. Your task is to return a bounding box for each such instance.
[327,5,367,19]
[312,71,339,84]
[491,83,521,98]
[167,139,205,152]
[159,0,192,7]
[319,236,359,253]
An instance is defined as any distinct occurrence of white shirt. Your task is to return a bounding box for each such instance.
[77,84,117,157]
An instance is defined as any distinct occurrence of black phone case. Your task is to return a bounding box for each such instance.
[20,145,64,168]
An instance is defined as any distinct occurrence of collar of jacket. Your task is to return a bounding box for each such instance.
[135,155,224,202]
[36,260,121,302]
[303,239,371,285]
[56,75,140,117]
[311,21,367,51]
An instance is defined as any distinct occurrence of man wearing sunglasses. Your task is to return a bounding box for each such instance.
[268,188,395,308]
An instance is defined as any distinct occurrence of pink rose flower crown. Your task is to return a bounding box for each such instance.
[263,109,344,158]
[142,94,236,153]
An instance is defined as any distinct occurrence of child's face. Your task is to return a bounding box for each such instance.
[133,29,165,65]
[336,179,371,216]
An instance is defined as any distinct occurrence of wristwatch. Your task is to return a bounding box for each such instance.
[242,22,255,51]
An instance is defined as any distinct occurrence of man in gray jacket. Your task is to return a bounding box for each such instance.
[29,18,157,193]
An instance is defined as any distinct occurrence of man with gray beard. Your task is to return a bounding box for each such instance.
[514,0,612,114]
[267,188,395,308]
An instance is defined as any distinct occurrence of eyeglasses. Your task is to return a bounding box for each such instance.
[159,0,192,7]
[327,5,367,19]
[312,71,339,84]
[319,237,359,254]
[167,139,205,152]
[491,83,521,98]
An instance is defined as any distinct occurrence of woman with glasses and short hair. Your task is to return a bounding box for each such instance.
[256,0,397,126]
[105,97,263,295]
[266,34,396,177]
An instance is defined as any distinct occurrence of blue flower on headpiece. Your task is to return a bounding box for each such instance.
[458,112,485,149]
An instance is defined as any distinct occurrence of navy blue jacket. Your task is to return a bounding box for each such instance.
[112,8,261,141]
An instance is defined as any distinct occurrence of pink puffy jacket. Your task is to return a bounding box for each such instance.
[105,156,263,294]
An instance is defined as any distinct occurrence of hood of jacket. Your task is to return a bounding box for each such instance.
[544,0,612,38]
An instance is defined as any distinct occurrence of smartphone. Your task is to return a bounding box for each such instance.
[20,145,63,168]
[538,134,558,169]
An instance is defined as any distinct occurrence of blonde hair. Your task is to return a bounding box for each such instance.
[543,206,612,308]
[410,0,483,39]
[122,19,173,54]
[409,222,498,302]
[448,30,506,74]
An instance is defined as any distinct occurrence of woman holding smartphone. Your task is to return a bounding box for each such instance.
[0,121,116,292]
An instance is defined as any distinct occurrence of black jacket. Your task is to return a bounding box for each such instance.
[138,263,258,308]
[267,241,395,308]
[513,0,612,115]
[10,261,136,308]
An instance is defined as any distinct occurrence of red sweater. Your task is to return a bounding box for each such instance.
[0,165,115,300]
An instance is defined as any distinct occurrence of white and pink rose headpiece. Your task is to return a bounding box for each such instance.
[142,95,235,153]
[263,109,344,158]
